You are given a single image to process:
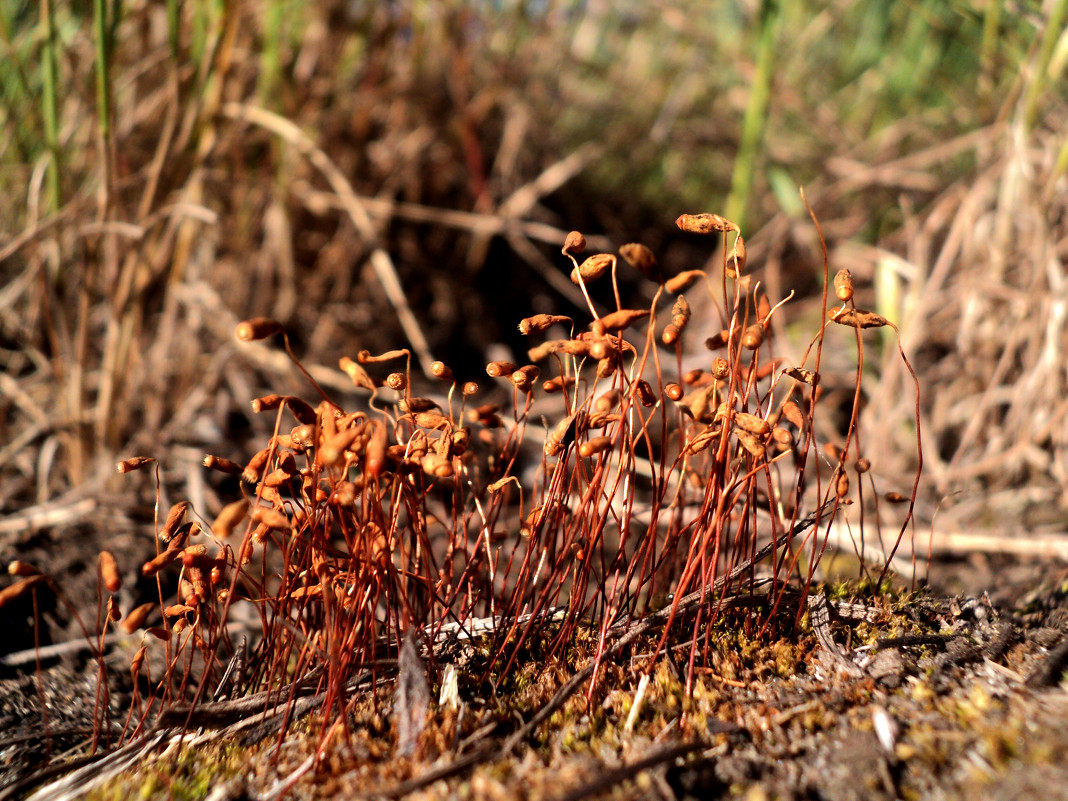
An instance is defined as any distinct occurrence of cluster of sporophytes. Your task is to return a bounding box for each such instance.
[12,208,920,749]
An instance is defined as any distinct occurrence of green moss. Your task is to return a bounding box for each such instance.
[90,739,248,801]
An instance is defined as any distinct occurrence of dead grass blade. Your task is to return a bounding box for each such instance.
[220,102,436,378]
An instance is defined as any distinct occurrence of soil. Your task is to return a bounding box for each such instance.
[2,523,1068,801]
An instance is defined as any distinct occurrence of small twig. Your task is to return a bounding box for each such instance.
[294,186,612,251]
[378,746,496,799]
[831,600,885,624]
[924,529,1068,560]
[258,753,315,801]
[875,633,959,650]
[552,741,706,801]
[0,496,98,536]
[295,147,606,320]
[1,630,134,667]
[18,729,172,801]
[807,593,865,678]
[1025,634,1068,689]
[1,621,253,668]
[154,666,325,728]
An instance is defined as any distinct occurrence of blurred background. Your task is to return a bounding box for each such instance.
[1,0,1066,629]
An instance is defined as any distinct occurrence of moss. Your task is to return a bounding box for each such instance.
[75,582,1068,800]
[91,739,249,801]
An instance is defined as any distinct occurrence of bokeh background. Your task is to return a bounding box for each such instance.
[2,0,1067,611]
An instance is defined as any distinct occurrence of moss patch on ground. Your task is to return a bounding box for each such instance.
[67,578,1068,801]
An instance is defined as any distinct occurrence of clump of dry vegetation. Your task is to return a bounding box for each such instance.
[5,204,923,798]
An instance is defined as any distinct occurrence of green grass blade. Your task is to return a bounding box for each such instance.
[38,0,61,210]
[724,0,780,232]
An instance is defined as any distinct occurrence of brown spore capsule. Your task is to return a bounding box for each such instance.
[357,348,408,364]
[130,646,147,680]
[511,365,540,392]
[772,427,793,446]
[836,471,850,498]
[704,329,731,350]
[783,366,817,385]
[579,436,612,458]
[781,400,804,428]
[321,426,364,466]
[250,393,286,413]
[734,412,771,436]
[242,447,271,484]
[116,456,155,473]
[710,357,730,380]
[618,242,659,281]
[742,324,765,350]
[562,230,586,255]
[671,295,691,328]
[421,453,454,478]
[542,375,575,394]
[251,507,291,531]
[0,575,45,608]
[828,307,889,329]
[735,429,766,457]
[400,397,439,414]
[526,341,558,362]
[634,379,657,407]
[486,361,518,378]
[99,551,121,594]
[595,354,619,379]
[665,270,705,294]
[7,561,40,577]
[142,547,180,576]
[545,414,579,457]
[592,308,648,335]
[728,235,747,276]
[339,356,376,391]
[594,388,620,413]
[431,361,454,382]
[570,253,614,284]
[675,213,739,234]
[203,454,242,475]
[518,314,572,335]
[291,424,316,449]
[159,501,189,543]
[587,339,609,360]
[364,423,388,478]
[833,269,855,302]
[235,318,284,342]
[121,602,156,634]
